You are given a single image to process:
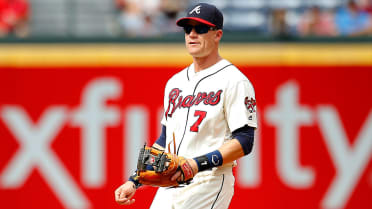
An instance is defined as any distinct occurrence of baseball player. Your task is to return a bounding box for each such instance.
[115,3,257,209]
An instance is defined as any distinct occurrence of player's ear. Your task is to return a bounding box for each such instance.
[215,30,223,41]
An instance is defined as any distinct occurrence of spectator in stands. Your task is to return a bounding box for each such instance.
[157,0,188,34]
[115,0,162,37]
[355,0,372,35]
[297,6,337,37]
[269,8,292,38]
[0,0,29,38]
[358,0,372,14]
[334,0,372,36]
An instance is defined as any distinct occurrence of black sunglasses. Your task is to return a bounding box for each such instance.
[183,25,218,34]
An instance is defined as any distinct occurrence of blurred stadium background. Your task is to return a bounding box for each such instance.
[0,0,372,209]
[0,0,372,39]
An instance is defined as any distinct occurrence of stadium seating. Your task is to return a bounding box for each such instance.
[27,0,348,37]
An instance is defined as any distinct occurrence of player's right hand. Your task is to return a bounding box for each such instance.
[115,181,136,205]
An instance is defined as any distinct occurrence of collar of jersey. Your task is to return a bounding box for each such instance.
[188,59,231,81]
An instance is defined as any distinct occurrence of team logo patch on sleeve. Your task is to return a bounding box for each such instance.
[245,97,256,113]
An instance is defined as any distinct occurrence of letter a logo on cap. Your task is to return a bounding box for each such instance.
[189,5,201,15]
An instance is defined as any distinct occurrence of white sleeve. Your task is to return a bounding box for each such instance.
[224,80,257,132]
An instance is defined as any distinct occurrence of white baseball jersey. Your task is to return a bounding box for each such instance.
[161,59,257,158]
[151,59,257,209]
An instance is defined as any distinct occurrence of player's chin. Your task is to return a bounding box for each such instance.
[187,48,203,57]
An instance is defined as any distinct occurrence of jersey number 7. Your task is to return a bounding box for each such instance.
[190,110,207,132]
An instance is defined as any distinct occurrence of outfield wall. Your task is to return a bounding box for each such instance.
[0,43,371,209]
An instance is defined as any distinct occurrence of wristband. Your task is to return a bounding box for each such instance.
[193,150,223,172]
[128,171,142,189]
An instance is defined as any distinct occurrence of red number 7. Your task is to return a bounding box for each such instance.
[190,110,207,132]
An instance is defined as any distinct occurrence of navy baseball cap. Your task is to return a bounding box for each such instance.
[176,3,223,29]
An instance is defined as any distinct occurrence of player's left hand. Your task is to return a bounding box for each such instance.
[171,158,199,182]
[135,146,198,187]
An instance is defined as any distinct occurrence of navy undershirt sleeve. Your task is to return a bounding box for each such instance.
[232,125,255,155]
[154,125,166,148]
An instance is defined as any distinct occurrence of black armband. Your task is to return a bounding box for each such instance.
[193,150,223,172]
[232,125,255,155]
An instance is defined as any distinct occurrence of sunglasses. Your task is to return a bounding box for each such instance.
[183,25,218,34]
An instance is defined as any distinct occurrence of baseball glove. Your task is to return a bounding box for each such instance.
[134,145,195,187]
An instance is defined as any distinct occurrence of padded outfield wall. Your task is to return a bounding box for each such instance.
[0,43,372,209]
